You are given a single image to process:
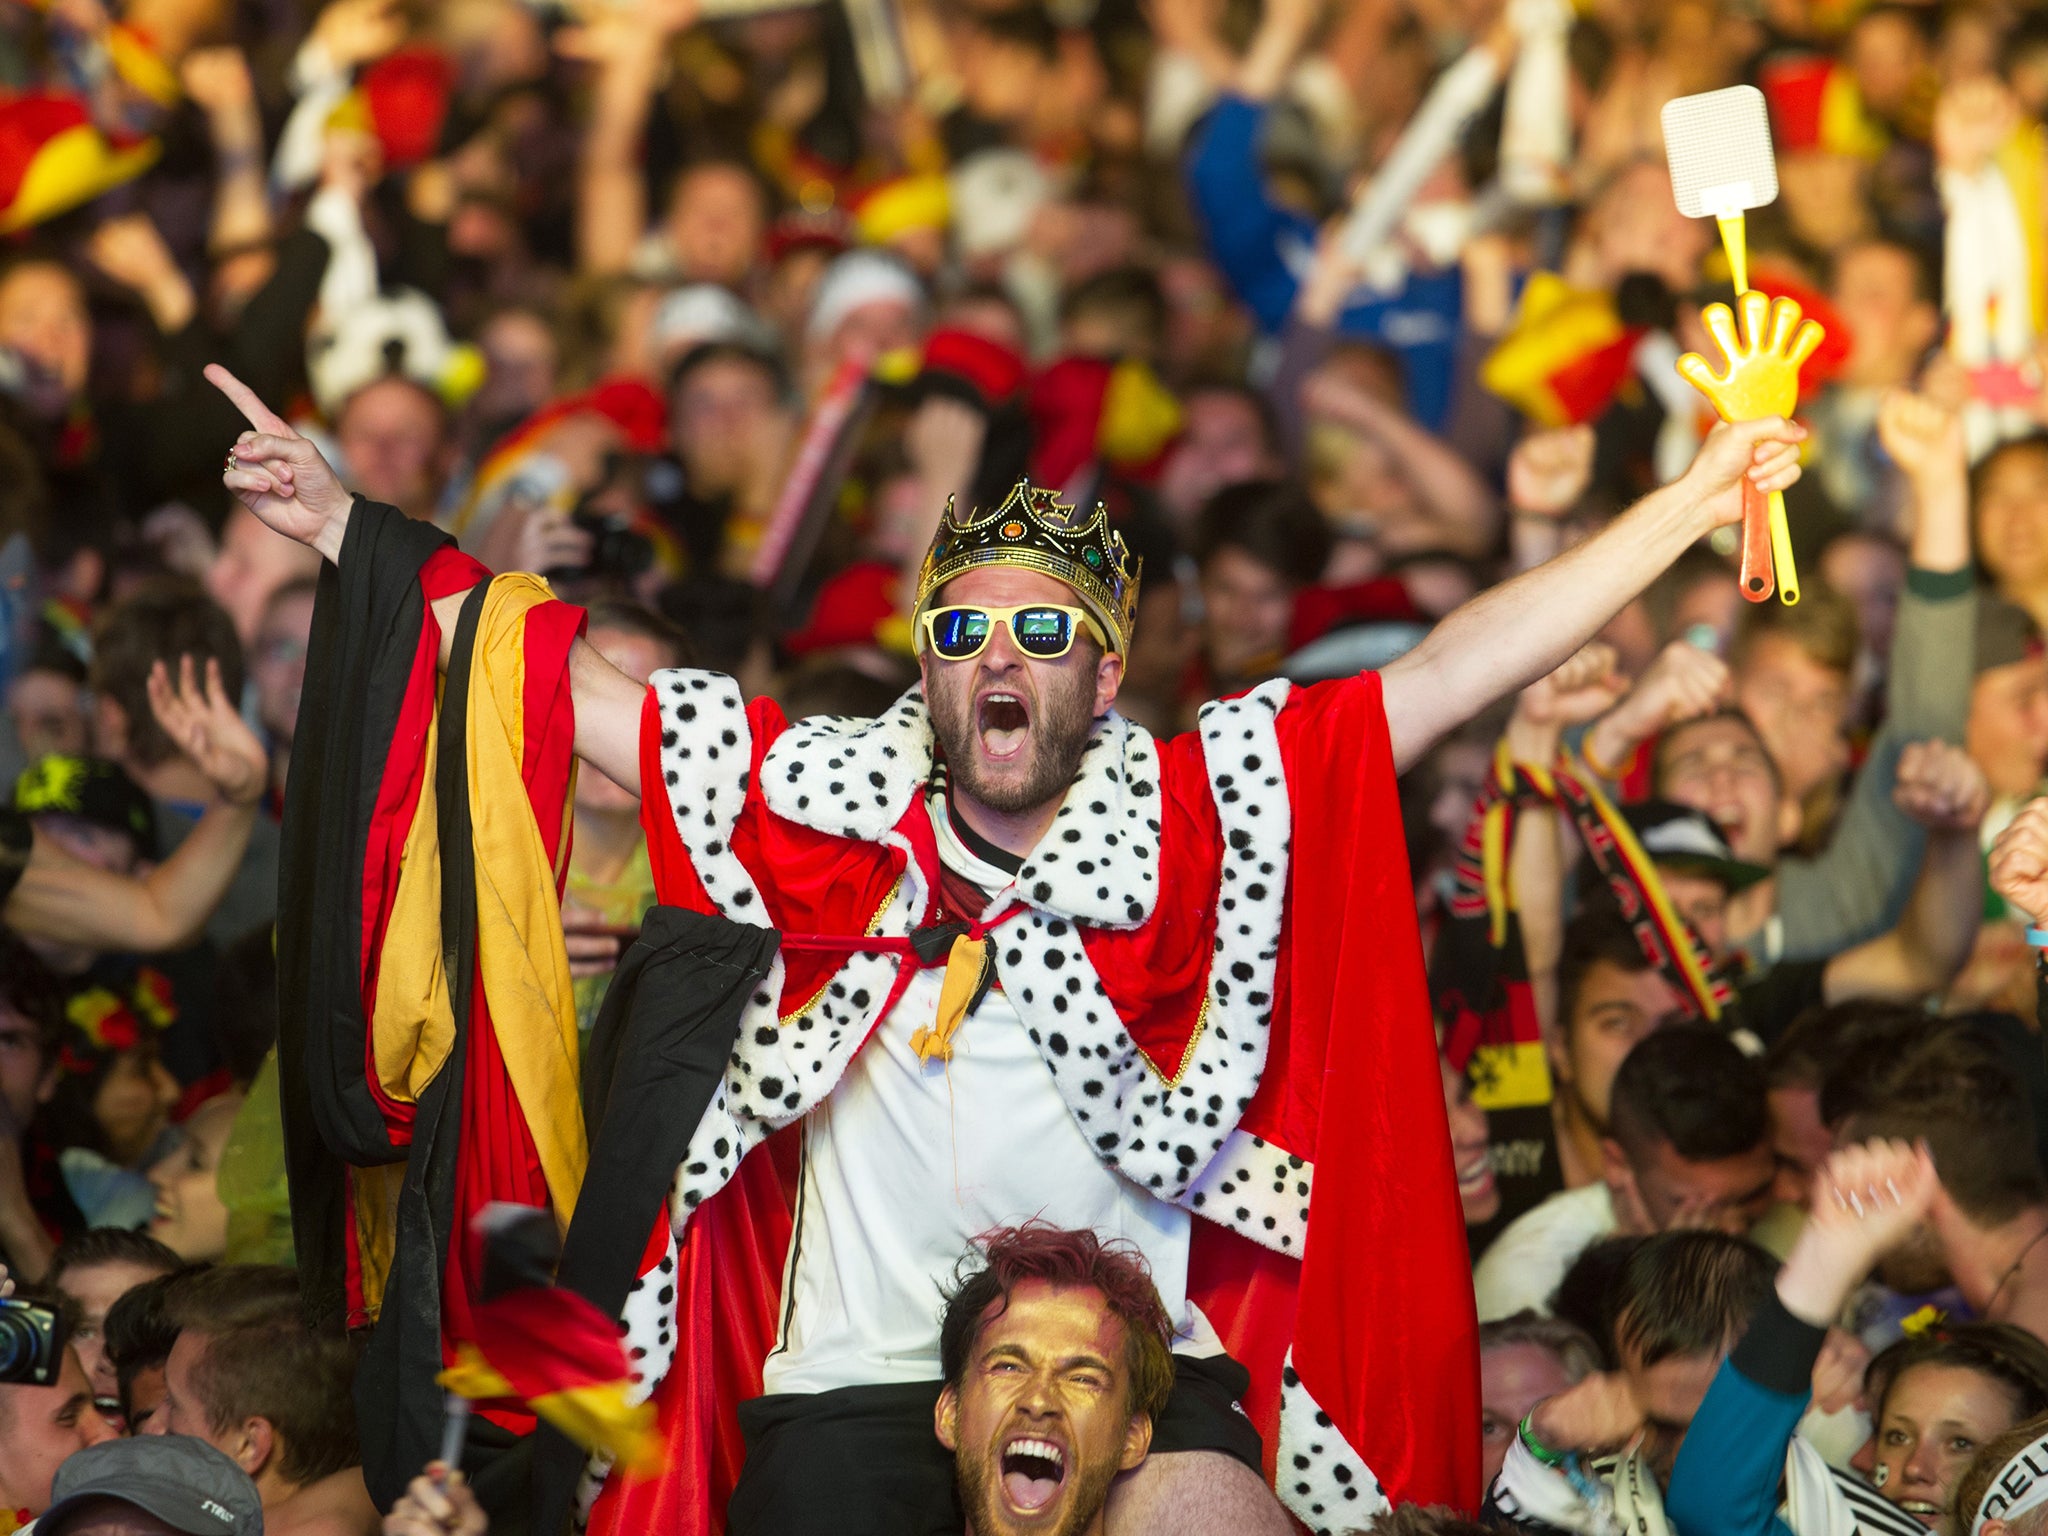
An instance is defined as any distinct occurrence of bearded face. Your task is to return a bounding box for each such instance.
[919,570,1120,824]
[936,1280,1152,1536]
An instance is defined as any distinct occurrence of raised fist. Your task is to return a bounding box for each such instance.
[1517,643,1628,731]
[1877,388,1966,488]
[1991,797,2048,921]
[1893,740,1991,833]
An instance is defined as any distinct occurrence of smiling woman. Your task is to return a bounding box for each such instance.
[1863,1328,2048,1533]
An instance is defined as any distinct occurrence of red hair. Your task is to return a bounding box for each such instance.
[939,1222,1176,1419]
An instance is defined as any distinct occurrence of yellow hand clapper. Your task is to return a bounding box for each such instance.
[1676,290,1824,605]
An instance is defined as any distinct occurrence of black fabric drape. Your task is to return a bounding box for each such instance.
[282,500,782,1526]
[277,496,455,1336]
[520,907,779,1536]
[354,580,489,1508]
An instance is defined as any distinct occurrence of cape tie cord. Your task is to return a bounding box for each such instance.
[910,933,992,1065]
[777,907,1024,1059]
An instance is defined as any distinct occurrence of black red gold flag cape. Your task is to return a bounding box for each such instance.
[277,498,588,1506]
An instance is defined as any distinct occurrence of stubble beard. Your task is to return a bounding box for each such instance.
[928,660,1100,818]
[954,1443,1121,1536]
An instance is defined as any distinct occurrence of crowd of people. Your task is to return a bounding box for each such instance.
[0,0,2047,1531]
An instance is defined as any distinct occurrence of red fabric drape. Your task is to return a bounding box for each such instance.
[1282,674,1481,1511]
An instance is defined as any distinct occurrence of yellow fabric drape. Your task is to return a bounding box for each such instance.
[371,696,455,1106]
[466,574,587,1230]
[359,575,587,1269]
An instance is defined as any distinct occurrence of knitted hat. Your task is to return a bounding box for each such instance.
[805,250,926,344]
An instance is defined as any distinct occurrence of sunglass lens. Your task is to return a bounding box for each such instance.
[1011,608,1072,657]
[931,609,991,659]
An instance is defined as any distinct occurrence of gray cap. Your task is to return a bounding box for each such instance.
[41,1437,263,1536]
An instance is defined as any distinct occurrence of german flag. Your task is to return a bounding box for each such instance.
[0,95,159,235]
[1478,273,1643,428]
[438,1206,659,1475]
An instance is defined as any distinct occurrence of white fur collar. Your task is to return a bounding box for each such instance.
[762,687,1163,931]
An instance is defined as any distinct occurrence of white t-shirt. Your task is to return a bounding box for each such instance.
[1471,1182,1617,1323]
[760,792,1218,1395]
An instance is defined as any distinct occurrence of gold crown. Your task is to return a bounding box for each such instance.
[911,481,1142,655]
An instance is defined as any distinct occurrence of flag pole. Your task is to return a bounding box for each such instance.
[439,1391,472,1473]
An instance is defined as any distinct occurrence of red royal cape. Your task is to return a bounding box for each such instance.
[588,671,1478,1534]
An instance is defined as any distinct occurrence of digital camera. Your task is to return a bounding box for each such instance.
[0,1295,67,1386]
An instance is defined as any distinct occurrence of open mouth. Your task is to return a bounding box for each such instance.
[1894,1501,1942,1526]
[1000,1436,1068,1514]
[978,691,1031,762]
[1455,1153,1494,1196]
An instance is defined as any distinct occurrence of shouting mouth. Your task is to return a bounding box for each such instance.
[1894,1502,1942,1527]
[979,690,1031,763]
[1000,1435,1068,1516]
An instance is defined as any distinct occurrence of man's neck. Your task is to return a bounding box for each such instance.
[572,803,643,885]
[1947,1204,2048,1315]
[968,1513,1106,1536]
[951,790,1060,864]
[263,1465,378,1536]
[1552,1097,1606,1191]
[127,754,217,807]
[1726,874,1778,954]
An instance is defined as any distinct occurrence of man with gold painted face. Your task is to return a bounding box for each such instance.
[933,1225,1174,1536]
[209,362,1807,1536]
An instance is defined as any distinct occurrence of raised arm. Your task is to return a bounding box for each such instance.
[562,0,701,278]
[1773,387,1976,959]
[1664,1140,1937,1536]
[210,365,648,795]
[5,657,265,952]
[1380,417,1805,773]
[1821,742,1988,1003]
[1504,646,1629,1031]
[181,47,273,260]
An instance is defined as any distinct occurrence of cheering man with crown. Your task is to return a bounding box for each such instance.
[205,359,1807,1536]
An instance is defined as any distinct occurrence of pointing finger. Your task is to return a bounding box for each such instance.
[205,364,293,437]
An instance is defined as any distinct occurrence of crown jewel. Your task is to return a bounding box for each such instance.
[912,481,1142,655]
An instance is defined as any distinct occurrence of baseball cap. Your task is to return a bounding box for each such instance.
[13,755,157,856]
[40,1437,263,1536]
[1622,799,1770,892]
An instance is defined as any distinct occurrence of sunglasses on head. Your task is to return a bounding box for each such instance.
[919,604,1108,662]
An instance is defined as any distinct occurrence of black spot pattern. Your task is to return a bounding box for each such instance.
[990,681,1299,1218]
[1174,1130,1313,1254]
[617,1224,681,1397]
[1277,1349,1386,1534]
[652,667,922,1241]
[759,687,934,841]
[1009,713,1162,928]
